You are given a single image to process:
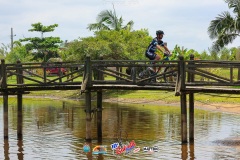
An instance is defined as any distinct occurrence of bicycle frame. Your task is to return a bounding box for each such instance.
[138,55,177,83]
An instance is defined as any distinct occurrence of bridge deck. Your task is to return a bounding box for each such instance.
[1,58,240,95]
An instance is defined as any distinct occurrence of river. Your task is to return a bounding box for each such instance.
[0,97,239,160]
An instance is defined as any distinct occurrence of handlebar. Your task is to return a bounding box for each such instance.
[163,51,172,57]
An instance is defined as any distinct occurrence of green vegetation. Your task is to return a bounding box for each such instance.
[208,0,240,52]
[28,89,240,105]
[1,1,240,63]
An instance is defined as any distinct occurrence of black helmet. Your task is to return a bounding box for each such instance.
[156,30,164,35]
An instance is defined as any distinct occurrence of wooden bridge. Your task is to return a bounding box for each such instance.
[1,55,240,144]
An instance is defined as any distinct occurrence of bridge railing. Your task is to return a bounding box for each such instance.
[185,59,240,86]
[1,56,240,93]
[0,59,85,89]
[80,56,180,92]
[91,59,179,85]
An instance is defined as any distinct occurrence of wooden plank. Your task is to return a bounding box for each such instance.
[195,68,230,81]
[81,74,88,94]
[95,67,131,79]
[10,72,44,84]
[187,69,229,83]
[96,69,132,82]
[175,74,181,96]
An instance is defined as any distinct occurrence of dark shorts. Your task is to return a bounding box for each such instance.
[145,51,156,60]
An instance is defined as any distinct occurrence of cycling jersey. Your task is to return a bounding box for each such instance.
[145,37,164,60]
[146,37,164,53]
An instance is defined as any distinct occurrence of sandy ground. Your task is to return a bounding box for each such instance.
[103,97,240,114]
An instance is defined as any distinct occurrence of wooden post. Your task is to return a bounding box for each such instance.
[97,91,102,142]
[189,54,195,143]
[58,62,62,83]
[179,56,187,143]
[17,94,23,140]
[1,59,8,139]
[97,56,103,142]
[3,94,8,139]
[1,59,7,89]
[86,56,92,88]
[131,66,136,84]
[85,55,92,141]
[16,60,24,85]
[85,90,92,141]
[16,60,23,139]
[43,62,47,83]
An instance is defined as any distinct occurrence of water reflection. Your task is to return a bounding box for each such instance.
[17,139,24,160]
[4,139,9,160]
[181,144,195,160]
[0,98,239,159]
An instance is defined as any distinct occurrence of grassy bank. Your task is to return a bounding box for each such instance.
[29,89,240,104]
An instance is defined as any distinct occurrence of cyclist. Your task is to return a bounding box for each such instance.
[145,30,171,72]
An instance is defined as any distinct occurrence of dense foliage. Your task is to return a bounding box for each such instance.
[208,0,240,52]
[2,2,240,63]
[61,29,152,61]
[19,22,62,62]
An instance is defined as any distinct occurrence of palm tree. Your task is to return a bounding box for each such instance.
[87,5,134,31]
[208,0,240,52]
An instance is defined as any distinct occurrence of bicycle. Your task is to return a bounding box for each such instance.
[136,53,178,84]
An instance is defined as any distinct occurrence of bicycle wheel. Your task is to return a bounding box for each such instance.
[163,67,178,83]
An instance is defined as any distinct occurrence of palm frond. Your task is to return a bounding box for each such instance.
[87,23,110,31]
[87,5,134,31]
[211,33,238,51]
[122,20,134,31]
[225,0,240,14]
[97,10,117,29]
[208,11,234,39]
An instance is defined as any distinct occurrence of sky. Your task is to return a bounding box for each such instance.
[0,0,239,52]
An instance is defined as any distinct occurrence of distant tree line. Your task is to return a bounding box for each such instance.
[1,0,240,63]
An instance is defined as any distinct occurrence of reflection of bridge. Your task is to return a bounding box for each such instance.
[1,55,240,143]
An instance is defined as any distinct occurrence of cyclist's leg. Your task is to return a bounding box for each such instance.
[153,54,160,72]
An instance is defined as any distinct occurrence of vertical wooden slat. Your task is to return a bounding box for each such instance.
[179,56,187,144]
[1,60,8,139]
[85,90,92,141]
[230,67,233,84]
[16,60,23,140]
[97,56,103,142]
[3,94,8,139]
[85,55,92,141]
[189,54,195,143]
[17,94,23,140]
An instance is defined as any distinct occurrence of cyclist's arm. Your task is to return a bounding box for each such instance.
[163,45,171,54]
[156,45,165,53]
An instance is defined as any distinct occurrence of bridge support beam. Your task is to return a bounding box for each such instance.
[97,90,102,143]
[179,56,188,143]
[189,93,194,143]
[85,90,92,142]
[3,94,8,139]
[181,93,187,143]
[189,54,195,143]
[17,94,23,140]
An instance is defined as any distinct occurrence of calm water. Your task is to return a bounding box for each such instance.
[0,97,239,160]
